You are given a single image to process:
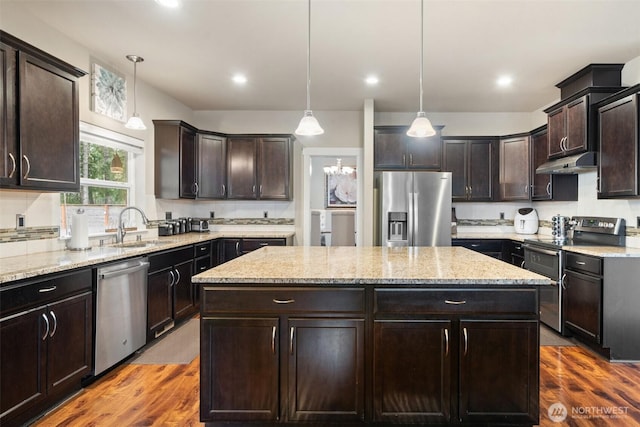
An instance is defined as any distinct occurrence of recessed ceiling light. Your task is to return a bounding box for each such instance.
[365,75,379,86]
[155,0,181,8]
[497,75,513,87]
[232,74,247,85]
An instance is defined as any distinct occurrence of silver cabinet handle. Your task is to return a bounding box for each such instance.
[252,185,256,194]
[168,270,176,287]
[468,185,472,196]
[273,299,295,304]
[575,261,586,265]
[174,269,181,285]
[259,185,263,196]
[22,155,31,179]
[8,153,16,178]
[199,246,207,252]
[198,265,207,272]
[463,327,469,356]
[289,327,295,355]
[235,241,241,256]
[561,273,567,290]
[222,184,226,196]
[524,184,529,195]
[445,299,467,305]
[271,326,276,354]
[444,328,449,356]
[41,313,50,341]
[409,153,413,166]
[38,286,57,293]
[470,244,480,248]
[521,260,526,268]
[49,311,57,338]
[402,154,406,166]
[546,181,552,196]
[194,182,199,195]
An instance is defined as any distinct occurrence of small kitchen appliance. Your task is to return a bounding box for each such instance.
[190,218,210,232]
[514,208,539,234]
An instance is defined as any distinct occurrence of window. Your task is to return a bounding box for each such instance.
[61,122,144,237]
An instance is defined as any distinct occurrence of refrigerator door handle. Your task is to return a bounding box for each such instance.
[412,191,418,246]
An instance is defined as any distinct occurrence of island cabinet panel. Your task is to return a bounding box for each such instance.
[287,318,364,422]
[373,320,451,424]
[200,287,366,424]
[200,317,279,422]
[458,320,539,425]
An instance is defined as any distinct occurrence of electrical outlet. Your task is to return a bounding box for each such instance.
[210,211,215,219]
[16,214,25,230]
[165,212,172,220]
[263,211,268,219]
[499,212,505,220]
[637,216,640,228]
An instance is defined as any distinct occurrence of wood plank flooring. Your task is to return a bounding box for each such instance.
[33,345,640,426]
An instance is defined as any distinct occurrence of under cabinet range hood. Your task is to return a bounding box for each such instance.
[535,152,597,174]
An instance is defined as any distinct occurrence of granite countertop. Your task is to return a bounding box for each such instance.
[0,231,295,284]
[192,246,552,286]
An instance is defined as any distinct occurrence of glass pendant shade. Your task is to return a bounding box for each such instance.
[110,152,124,174]
[407,111,435,137]
[295,110,324,136]
[125,113,146,130]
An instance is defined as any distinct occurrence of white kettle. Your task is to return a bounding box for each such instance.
[514,208,539,235]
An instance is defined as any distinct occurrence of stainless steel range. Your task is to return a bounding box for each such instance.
[523,216,626,334]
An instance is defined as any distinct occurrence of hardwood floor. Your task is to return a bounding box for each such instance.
[32,345,640,426]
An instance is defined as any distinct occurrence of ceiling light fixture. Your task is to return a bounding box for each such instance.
[365,75,379,86]
[324,158,354,175]
[497,75,513,87]
[124,55,146,130]
[232,74,248,84]
[295,0,324,136]
[406,0,435,138]
[155,0,181,8]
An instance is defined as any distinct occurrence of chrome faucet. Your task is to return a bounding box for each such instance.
[116,206,149,243]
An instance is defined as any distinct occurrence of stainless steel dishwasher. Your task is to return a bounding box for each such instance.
[95,257,149,375]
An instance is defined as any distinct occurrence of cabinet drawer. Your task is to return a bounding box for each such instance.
[194,256,212,274]
[194,242,211,258]
[202,287,365,314]
[242,238,286,252]
[1,268,92,316]
[148,246,192,273]
[375,288,538,316]
[565,252,602,276]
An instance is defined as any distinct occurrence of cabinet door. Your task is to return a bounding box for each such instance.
[147,267,173,341]
[442,140,467,201]
[173,259,194,321]
[373,320,451,424]
[221,239,242,263]
[0,41,17,186]
[18,52,80,191]
[227,138,257,199]
[531,129,552,200]
[459,320,538,425]
[374,129,407,169]
[598,94,638,198]
[46,292,92,396]
[547,106,566,158]
[0,308,47,424]
[563,270,602,343]
[467,140,493,201]
[287,318,364,422]
[406,134,441,170]
[500,136,530,200]
[259,137,290,200]
[197,134,226,199]
[179,126,197,198]
[201,317,279,422]
[565,96,588,154]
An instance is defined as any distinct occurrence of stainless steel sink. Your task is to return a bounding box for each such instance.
[111,239,174,249]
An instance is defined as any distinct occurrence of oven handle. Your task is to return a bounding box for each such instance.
[523,244,559,257]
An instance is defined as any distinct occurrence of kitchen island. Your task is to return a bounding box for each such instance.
[192,246,551,427]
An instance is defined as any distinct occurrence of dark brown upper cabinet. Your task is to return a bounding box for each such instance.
[442,138,496,202]
[530,126,578,201]
[499,134,530,201]
[226,136,292,200]
[597,86,640,199]
[0,31,86,192]
[154,121,228,200]
[374,125,443,170]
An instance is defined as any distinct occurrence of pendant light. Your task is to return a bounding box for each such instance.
[125,55,146,130]
[323,158,355,175]
[406,0,435,138]
[295,0,324,136]
[110,151,124,175]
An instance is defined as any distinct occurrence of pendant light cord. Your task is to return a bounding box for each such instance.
[133,60,138,114]
[306,0,312,111]
[418,0,424,113]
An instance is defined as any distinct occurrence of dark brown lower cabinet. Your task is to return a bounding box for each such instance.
[458,320,539,424]
[563,270,602,344]
[374,320,451,424]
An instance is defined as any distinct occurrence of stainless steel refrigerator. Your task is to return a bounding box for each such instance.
[379,171,452,246]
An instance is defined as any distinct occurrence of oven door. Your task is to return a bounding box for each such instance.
[523,244,563,334]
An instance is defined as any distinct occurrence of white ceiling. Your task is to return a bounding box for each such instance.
[4,0,640,113]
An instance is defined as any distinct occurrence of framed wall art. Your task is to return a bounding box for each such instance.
[325,170,357,208]
[91,61,127,122]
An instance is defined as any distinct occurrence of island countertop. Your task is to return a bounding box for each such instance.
[192,246,552,286]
